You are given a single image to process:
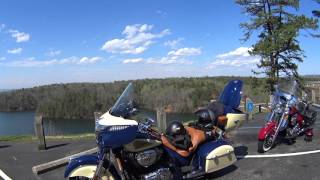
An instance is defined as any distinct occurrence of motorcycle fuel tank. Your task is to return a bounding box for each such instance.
[124,138,162,152]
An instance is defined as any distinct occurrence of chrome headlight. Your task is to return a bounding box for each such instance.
[274,104,283,114]
[284,106,290,114]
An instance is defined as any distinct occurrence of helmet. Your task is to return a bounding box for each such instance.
[166,121,186,136]
[194,108,215,124]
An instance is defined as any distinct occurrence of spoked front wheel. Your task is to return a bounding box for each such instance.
[258,134,274,153]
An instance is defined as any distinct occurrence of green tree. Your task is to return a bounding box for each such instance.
[312,0,320,38]
[236,0,318,92]
[313,0,320,17]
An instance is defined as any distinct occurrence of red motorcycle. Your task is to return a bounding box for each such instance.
[258,80,317,153]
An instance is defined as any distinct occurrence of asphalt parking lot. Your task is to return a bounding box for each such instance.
[208,113,320,180]
[1,112,320,180]
[0,139,96,180]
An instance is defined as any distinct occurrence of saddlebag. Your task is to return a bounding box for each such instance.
[303,109,317,126]
[225,113,247,132]
[196,140,236,173]
[297,102,317,126]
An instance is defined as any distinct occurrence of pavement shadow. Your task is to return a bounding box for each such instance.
[234,145,248,160]
[205,164,238,179]
[46,143,69,150]
[282,138,296,146]
[0,145,11,148]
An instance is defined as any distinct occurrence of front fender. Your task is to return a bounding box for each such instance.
[258,121,276,141]
[64,154,99,178]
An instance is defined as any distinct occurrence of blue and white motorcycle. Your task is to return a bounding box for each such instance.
[64,80,247,180]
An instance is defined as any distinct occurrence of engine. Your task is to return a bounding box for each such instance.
[287,124,300,138]
[140,168,172,180]
[135,149,161,167]
[124,147,172,179]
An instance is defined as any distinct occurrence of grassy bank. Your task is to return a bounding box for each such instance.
[0,133,95,142]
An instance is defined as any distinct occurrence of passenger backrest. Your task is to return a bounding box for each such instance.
[218,80,243,114]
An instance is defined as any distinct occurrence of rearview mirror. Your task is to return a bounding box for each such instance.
[145,117,155,125]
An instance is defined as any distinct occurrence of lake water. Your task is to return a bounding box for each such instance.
[0,111,35,136]
[0,111,94,136]
[0,111,196,136]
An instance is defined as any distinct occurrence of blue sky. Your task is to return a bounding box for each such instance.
[0,0,319,89]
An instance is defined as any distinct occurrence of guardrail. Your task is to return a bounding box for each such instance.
[239,103,270,113]
[240,103,320,112]
[312,103,320,108]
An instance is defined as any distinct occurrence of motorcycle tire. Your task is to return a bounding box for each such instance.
[257,140,265,153]
[258,134,274,153]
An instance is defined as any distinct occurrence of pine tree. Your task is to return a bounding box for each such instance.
[236,0,318,92]
[313,0,320,17]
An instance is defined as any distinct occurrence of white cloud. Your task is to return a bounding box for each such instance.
[0,56,103,67]
[164,38,184,49]
[8,29,30,43]
[78,56,102,64]
[146,57,193,65]
[209,47,259,69]
[216,47,252,59]
[168,47,201,56]
[0,57,6,61]
[123,58,144,64]
[101,24,170,54]
[146,47,201,65]
[7,48,23,54]
[0,24,6,32]
[156,10,168,18]
[46,49,61,57]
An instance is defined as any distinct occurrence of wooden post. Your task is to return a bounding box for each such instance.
[156,108,167,132]
[302,90,306,99]
[258,105,262,113]
[94,112,102,131]
[94,112,102,121]
[34,115,46,150]
[318,87,320,104]
[312,89,316,103]
[269,95,274,105]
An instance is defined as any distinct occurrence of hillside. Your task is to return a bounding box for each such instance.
[0,76,270,119]
[0,89,10,92]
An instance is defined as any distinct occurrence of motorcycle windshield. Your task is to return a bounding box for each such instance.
[110,83,135,118]
[276,78,299,97]
[271,78,300,108]
[219,80,243,109]
[275,78,300,102]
